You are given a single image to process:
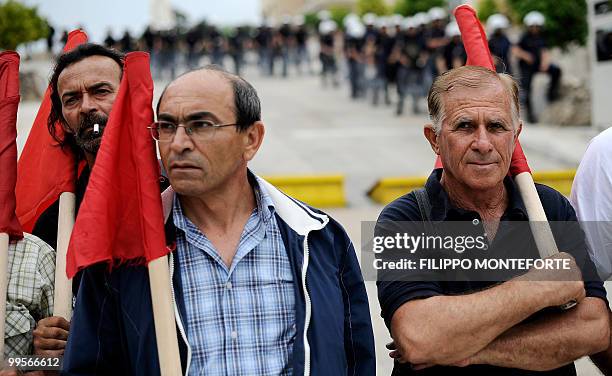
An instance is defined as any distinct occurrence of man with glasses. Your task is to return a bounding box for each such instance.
[62,65,376,375]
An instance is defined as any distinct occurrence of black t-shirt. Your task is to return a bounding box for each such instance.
[518,32,548,69]
[295,28,307,46]
[377,169,607,376]
[442,39,466,70]
[399,33,426,67]
[319,34,334,48]
[489,33,512,74]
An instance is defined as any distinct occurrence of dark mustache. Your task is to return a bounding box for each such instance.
[78,113,108,139]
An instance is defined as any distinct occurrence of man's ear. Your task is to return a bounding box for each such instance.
[424,124,440,155]
[243,121,265,162]
[515,121,523,141]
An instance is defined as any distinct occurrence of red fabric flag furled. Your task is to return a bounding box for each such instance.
[454,5,496,71]
[66,52,168,278]
[15,30,88,232]
[0,51,23,239]
[433,5,531,176]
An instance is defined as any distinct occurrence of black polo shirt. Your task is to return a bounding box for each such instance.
[377,169,607,376]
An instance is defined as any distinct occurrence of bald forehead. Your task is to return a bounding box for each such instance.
[164,70,232,99]
[158,69,236,121]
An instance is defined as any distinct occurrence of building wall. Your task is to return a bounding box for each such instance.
[261,0,306,18]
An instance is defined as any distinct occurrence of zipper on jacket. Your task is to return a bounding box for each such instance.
[169,253,192,375]
[302,233,312,376]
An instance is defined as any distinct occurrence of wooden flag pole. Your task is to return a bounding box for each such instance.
[148,256,182,375]
[515,172,577,309]
[515,173,560,258]
[0,233,9,361]
[53,192,75,318]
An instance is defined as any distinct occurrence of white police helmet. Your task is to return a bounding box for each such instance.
[523,11,545,26]
[391,14,404,27]
[413,12,430,26]
[363,13,377,26]
[318,19,337,34]
[402,17,417,30]
[347,21,366,38]
[376,16,389,29]
[343,13,360,28]
[487,13,510,32]
[428,7,447,21]
[445,21,460,37]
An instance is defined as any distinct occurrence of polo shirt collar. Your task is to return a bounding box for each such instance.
[424,168,528,221]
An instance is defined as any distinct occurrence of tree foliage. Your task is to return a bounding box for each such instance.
[304,12,319,29]
[357,0,388,16]
[0,0,49,50]
[477,0,501,22]
[507,0,588,49]
[393,0,447,16]
[330,5,352,29]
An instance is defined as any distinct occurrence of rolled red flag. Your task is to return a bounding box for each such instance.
[15,29,88,232]
[0,51,23,239]
[66,52,169,278]
[454,5,496,71]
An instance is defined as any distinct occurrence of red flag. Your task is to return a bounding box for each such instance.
[15,30,88,233]
[454,5,496,71]
[66,52,168,278]
[433,5,531,175]
[0,51,23,239]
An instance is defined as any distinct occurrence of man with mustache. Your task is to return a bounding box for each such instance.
[61,66,376,375]
[376,66,609,375]
[29,44,171,361]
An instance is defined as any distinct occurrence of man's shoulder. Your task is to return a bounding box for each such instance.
[588,127,612,153]
[378,191,422,223]
[534,183,574,221]
[9,233,55,255]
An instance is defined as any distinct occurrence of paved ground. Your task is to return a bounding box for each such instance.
[15,57,607,375]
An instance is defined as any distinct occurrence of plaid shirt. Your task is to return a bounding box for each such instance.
[174,179,296,376]
[4,233,55,358]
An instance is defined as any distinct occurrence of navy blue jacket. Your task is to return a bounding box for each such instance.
[62,177,376,375]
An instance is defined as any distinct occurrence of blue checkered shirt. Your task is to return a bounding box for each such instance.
[174,179,296,376]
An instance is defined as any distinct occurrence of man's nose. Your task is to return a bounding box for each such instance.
[80,93,98,114]
[471,126,493,153]
[169,126,194,153]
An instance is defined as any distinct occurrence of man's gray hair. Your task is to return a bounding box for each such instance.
[427,66,521,134]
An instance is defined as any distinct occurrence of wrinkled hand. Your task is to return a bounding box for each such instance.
[386,341,434,370]
[33,317,70,357]
[522,252,585,308]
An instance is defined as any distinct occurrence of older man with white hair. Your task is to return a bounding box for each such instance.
[377,65,609,375]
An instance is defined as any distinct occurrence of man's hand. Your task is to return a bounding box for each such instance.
[519,252,585,308]
[33,317,70,357]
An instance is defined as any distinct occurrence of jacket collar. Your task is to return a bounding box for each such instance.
[161,173,329,237]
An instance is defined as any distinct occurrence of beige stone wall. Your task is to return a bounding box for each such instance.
[261,0,306,18]
[261,0,359,17]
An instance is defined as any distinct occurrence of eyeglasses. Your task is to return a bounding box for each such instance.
[148,120,239,142]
